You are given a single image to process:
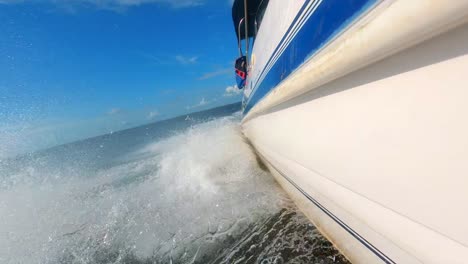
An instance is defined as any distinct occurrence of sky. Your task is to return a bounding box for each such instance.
[0,0,243,158]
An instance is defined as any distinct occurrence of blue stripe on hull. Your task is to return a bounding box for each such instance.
[243,0,379,115]
[261,154,396,263]
[260,151,396,264]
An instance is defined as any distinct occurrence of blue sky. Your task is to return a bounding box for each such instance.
[0,0,242,157]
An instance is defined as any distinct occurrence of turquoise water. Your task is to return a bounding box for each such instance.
[0,103,348,263]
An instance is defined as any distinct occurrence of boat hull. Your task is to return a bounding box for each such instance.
[241,1,468,262]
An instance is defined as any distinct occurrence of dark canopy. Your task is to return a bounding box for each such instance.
[232,0,269,40]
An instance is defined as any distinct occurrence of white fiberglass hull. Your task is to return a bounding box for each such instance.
[241,1,468,263]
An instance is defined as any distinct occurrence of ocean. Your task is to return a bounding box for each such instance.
[0,103,349,264]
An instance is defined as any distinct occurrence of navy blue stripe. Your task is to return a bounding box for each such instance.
[263,158,396,264]
[243,0,378,115]
[251,0,314,91]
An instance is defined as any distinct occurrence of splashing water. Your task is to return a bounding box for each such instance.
[0,109,348,264]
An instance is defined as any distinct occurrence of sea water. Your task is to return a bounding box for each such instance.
[0,103,349,264]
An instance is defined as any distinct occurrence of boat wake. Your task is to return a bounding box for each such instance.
[0,114,347,263]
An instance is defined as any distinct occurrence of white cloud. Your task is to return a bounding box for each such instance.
[198,68,231,80]
[107,108,121,115]
[223,85,242,97]
[0,0,205,9]
[197,97,208,106]
[147,110,160,119]
[175,55,198,65]
[139,52,200,66]
[186,97,211,110]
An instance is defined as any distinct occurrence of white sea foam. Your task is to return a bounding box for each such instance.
[0,115,288,263]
